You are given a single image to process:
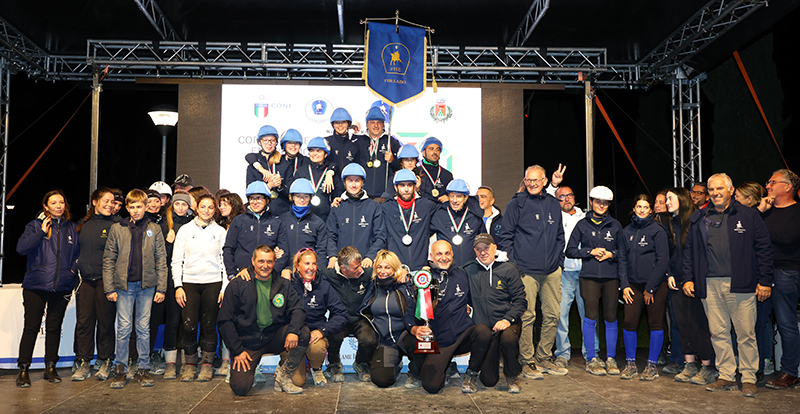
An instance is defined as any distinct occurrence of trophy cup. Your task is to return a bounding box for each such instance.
[412,270,440,354]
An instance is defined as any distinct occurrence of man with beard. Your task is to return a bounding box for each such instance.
[380,169,437,270]
[418,137,453,204]
[411,240,492,394]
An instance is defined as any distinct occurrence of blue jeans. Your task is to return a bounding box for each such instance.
[115,282,155,371]
[772,269,799,377]
[555,270,599,361]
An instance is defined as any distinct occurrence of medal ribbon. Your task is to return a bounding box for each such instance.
[397,199,416,237]
[446,206,469,236]
[422,163,441,190]
[413,271,435,320]
[368,136,380,161]
[308,165,329,194]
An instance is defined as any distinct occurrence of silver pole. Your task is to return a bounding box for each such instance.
[0,60,9,286]
[584,80,594,203]
[90,72,101,196]
[161,134,167,181]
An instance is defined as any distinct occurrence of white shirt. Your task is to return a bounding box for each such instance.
[171,218,229,290]
[561,206,585,271]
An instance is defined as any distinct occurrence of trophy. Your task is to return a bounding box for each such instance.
[412,270,440,354]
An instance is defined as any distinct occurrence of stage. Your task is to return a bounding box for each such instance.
[3,352,798,414]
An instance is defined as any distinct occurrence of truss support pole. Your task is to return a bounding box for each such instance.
[670,69,704,188]
[0,58,9,286]
[90,72,101,197]
[585,80,595,201]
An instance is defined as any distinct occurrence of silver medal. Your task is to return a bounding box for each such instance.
[373,159,381,168]
[402,234,413,245]
[452,234,463,245]
[311,195,321,206]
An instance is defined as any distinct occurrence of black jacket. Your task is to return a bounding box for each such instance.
[77,214,121,281]
[461,256,527,327]
[217,270,306,357]
[621,215,670,293]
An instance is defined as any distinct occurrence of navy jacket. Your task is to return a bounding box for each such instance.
[381,197,437,269]
[412,265,474,348]
[430,198,484,268]
[17,217,80,292]
[621,216,669,293]
[499,191,565,275]
[461,257,527,327]
[358,279,417,345]
[484,206,504,239]
[325,133,361,173]
[418,162,453,203]
[77,214,120,282]
[223,208,290,276]
[279,209,330,265]
[566,212,628,280]
[290,275,348,337]
[682,201,774,299]
[321,266,373,322]
[356,134,402,197]
[326,192,385,261]
[245,152,305,217]
[217,270,306,357]
[290,161,344,223]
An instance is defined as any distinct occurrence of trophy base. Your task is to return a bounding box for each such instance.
[415,340,440,354]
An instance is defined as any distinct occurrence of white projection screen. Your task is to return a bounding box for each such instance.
[219,84,482,196]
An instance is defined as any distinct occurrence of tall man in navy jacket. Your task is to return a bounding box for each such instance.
[218,245,310,396]
[411,240,492,394]
[682,173,773,398]
[498,165,566,378]
[381,169,437,270]
[357,106,401,200]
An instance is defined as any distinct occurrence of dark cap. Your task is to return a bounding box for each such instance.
[145,190,161,200]
[173,174,194,188]
[473,233,495,247]
[112,191,124,204]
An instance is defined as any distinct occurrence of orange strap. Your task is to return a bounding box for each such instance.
[594,94,651,196]
[732,50,789,169]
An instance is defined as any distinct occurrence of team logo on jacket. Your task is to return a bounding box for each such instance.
[455,284,465,297]
[347,151,354,161]
[734,221,746,234]
[604,231,614,241]
[146,229,154,238]
[290,224,295,230]
[345,217,350,224]
[496,280,503,290]
[412,212,421,223]
[358,283,366,295]
[302,223,312,234]
[68,235,73,244]
[308,295,318,308]
[535,214,540,220]
[547,213,554,224]
[273,293,285,307]
[464,223,474,235]
[592,231,596,237]
[359,216,369,228]
[101,229,108,239]
[265,225,275,236]
[638,236,648,247]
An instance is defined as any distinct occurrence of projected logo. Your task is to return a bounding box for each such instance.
[253,98,292,119]
[430,99,453,123]
[254,103,269,118]
[305,98,333,123]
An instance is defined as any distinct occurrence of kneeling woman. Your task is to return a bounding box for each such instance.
[358,250,423,387]
[566,186,627,376]
[286,249,348,387]
[620,195,670,380]
[172,194,228,382]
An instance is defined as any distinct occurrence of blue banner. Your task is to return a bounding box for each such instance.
[364,22,427,107]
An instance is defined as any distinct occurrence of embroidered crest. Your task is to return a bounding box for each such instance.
[273,293,285,307]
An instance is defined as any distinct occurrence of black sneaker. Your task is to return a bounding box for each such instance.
[110,364,127,389]
[135,368,155,387]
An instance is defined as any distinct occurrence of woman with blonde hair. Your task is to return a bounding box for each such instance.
[357,250,423,388]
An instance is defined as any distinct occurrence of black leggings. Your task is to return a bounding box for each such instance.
[75,279,117,361]
[18,289,70,366]
[479,323,522,387]
[623,281,668,331]
[327,318,378,365]
[181,282,222,363]
[672,289,714,360]
[580,277,620,322]
[370,331,423,388]
[421,324,492,394]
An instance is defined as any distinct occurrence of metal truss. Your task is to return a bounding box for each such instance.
[0,58,9,285]
[133,0,183,41]
[0,16,51,78]
[507,0,550,48]
[637,0,766,86]
[670,69,706,188]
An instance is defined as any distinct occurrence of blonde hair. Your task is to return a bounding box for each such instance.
[292,248,318,274]
[372,249,405,281]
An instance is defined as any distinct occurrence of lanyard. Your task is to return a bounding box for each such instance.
[308,165,329,193]
[368,136,381,160]
[422,163,441,187]
[397,199,416,235]
[286,155,298,174]
[447,206,469,235]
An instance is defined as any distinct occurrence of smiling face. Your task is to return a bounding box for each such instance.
[44,194,66,219]
[252,250,276,280]
[345,176,364,194]
[247,194,267,214]
[375,260,395,279]
[654,193,666,213]
[146,197,162,214]
[367,120,384,138]
[258,135,278,153]
[219,199,232,217]
[665,191,679,214]
[284,141,301,157]
[474,242,496,266]
[423,144,441,163]
[197,198,216,221]
[400,158,417,170]
[341,259,364,279]
[292,193,311,207]
[591,198,610,216]
[395,182,416,202]
[296,253,318,282]
[524,168,547,196]
[309,148,326,164]
[708,177,733,211]
[556,186,575,213]
[691,184,708,207]
[430,241,454,269]
[448,192,467,211]
[476,188,495,211]
[93,192,115,217]
[333,121,349,135]
[633,199,651,219]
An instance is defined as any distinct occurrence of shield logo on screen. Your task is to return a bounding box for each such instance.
[430,99,453,123]
[254,103,269,118]
[305,98,333,122]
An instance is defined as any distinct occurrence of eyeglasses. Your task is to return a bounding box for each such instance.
[260,138,278,144]
[703,209,723,229]
[524,178,545,185]
[765,180,790,187]
[248,195,266,202]
[557,193,575,201]
[690,190,706,196]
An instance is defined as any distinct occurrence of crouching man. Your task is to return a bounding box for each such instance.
[218,245,310,396]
